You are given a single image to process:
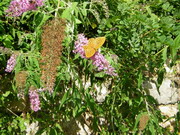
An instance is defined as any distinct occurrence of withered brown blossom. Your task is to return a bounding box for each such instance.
[14,71,29,116]
[15,71,28,98]
[40,18,66,92]
[138,114,149,130]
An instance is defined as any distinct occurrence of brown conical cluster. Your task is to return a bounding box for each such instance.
[138,114,149,131]
[15,71,28,98]
[40,18,66,92]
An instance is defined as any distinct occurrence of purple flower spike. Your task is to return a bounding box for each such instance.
[6,0,44,17]
[5,54,17,73]
[90,52,117,76]
[73,34,88,58]
[73,34,117,76]
[29,90,41,112]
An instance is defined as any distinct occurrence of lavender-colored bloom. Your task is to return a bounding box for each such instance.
[73,34,117,76]
[73,34,88,58]
[29,90,41,112]
[35,0,44,6]
[90,52,117,76]
[5,54,17,72]
[6,0,44,17]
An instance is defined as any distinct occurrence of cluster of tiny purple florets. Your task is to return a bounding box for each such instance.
[90,52,117,76]
[73,34,88,58]
[6,0,44,17]
[29,90,41,112]
[5,54,17,72]
[73,34,117,76]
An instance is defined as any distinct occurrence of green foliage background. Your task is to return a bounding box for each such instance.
[0,0,179,134]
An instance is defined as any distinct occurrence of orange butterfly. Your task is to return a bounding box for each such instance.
[83,37,106,58]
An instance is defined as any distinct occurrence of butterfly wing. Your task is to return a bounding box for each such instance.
[83,45,96,58]
[83,37,105,58]
[93,37,106,50]
[87,38,96,48]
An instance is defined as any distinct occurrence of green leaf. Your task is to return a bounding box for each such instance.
[149,123,155,135]
[61,8,71,20]
[59,90,69,109]
[18,118,26,132]
[81,2,88,16]
[3,91,10,97]
[174,34,180,50]
[50,128,57,135]
[162,2,170,11]
[170,34,180,61]
[94,72,105,78]
[33,13,50,30]
[55,123,62,131]
[85,93,96,114]
[71,2,78,10]
[3,37,12,48]
[162,46,167,63]
[145,6,159,21]
[12,28,16,38]
[75,18,82,24]
[73,54,80,60]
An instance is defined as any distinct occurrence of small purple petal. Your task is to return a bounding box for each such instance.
[6,0,45,17]
[29,90,41,112]
[73,34,88,58]
[5,54,17,72]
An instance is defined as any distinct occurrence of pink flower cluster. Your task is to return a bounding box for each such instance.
[73,34,88,58]
[73,34,117,76]
[6,0,44,17]
[5,54,17,72]
[29,90,41,112]
[90,52,117,76]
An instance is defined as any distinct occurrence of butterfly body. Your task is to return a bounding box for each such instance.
[83,37,105,58]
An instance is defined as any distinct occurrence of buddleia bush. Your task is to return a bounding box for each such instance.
[0,0,179,134]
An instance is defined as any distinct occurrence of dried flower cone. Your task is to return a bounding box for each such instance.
[138,114,149,131]
[15,71,28,89]
[15,71,28,98]
[40,18,66,92]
